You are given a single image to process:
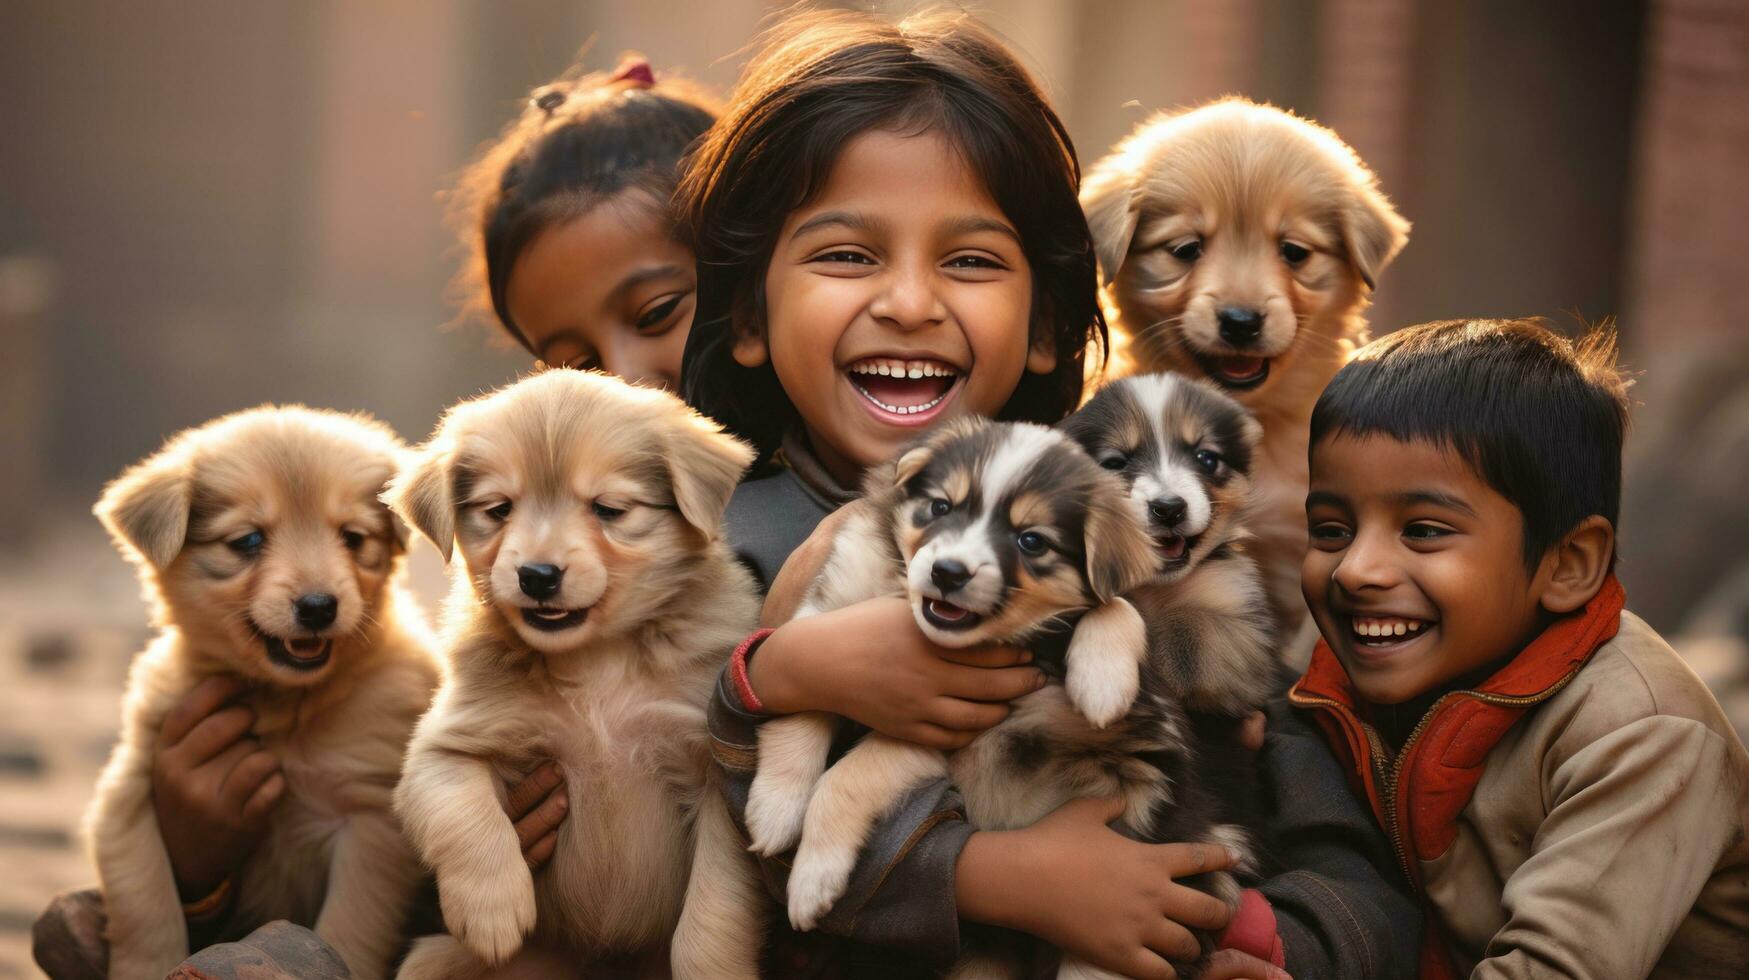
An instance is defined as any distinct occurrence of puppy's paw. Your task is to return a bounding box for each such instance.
[1065,598,1146,728]
[745,777,810,856]
[437,862,536,967]
[785,844,857,932]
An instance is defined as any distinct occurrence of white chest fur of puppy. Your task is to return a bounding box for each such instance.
[1081,97,1409,651]
[387,370,763,980]
[85,407,438,980]
[728,418,1157,938]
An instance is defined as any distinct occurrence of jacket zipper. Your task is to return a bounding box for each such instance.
[1292,665,1586,888]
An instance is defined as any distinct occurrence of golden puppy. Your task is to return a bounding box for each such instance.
[388,370,764,980]
[1081,97,1409,640]
[84,406,438,980]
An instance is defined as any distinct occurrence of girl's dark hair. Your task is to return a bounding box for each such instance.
[1309,318,1632,571]
[449,55,718,354]
[678,9,1106,471]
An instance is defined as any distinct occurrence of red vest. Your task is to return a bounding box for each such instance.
[1288,577,1627,978]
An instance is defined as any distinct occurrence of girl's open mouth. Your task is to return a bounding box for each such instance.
[847,357,963,425]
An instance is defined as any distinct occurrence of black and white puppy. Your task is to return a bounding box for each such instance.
[740,418,1158,938]
[1060,372,1283,716]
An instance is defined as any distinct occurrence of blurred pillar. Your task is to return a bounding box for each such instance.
[1315,0,1415,336]
[0,257,54,548]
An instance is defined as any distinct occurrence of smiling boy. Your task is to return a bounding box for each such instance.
[1289,319,1749,978]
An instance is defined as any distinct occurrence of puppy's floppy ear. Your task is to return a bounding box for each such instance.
[1339,183,1410,292]
[95,449,193,570]
[1083,482,1158,603]
[893,444,934,488]
[666,416,754,540]
[1080,166,1140,287]
[385,445,455,562]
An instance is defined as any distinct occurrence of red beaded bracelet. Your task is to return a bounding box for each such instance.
[730,628,775,713]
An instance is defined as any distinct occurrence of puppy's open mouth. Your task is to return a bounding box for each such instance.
[847,358,963,423]
[921,597,982,632]
[1193,352,1270,391]
[251,622,332,672]
[1154,532,1200,568]
[521,607,589,632]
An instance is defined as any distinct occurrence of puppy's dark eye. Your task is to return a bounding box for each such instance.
[592,501,626,521]
[1194,449,1224,474]
[485,501,513,522]
[228,530,264,557]
[928,498,951,518]
[1016,530,1048,556]
[1279,241,1311,266]
[1168,239,1202,263]
[341,529,366,551]
[1098,453,1128,471]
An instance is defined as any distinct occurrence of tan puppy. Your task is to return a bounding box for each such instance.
[388,370,764,980]
[84,406,438,980]
[1081,97,1409,642]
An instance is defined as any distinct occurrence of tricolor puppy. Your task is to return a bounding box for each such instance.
[1063,372,1282,716]
[1081,97,1409,644]
[724,418,1157,939]
[85,407,437,980]
[387,370,765,980]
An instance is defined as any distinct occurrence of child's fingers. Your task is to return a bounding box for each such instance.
[1144,914,1204,964]
[928,696,1011,732]
[1118,948,1178,980]
[941,664,1045,702]
[504,763,564,819]
[158,677,249,750]
[241,771,286,822]
[514,785,569,850]
[219,749,280,812]
[1156,840,1238,881]
[934,646,1031,669]
[170,705,256,767]
[524,831,559,870]
[1156,880,1235,932]
[1201,949,1290,980]
[905,723,977,751]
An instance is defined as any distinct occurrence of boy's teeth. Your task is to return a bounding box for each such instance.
[1351,616,1428,639]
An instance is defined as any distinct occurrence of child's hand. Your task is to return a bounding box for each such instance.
[748,596,1044,748]
[956,797,1239,980]
[151,675,283,901]
[504,762,568,868]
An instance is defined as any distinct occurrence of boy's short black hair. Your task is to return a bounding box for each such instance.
[1309,318,1632,570]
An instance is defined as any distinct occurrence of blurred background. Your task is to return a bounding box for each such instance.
[1,0,1745,973]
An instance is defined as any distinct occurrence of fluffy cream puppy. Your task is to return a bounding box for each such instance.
[85,406,438,980]
[1081,97,1410,639]
[388,370,764,980]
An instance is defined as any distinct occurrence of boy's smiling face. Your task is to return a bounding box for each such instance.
[1302,433,1558,705]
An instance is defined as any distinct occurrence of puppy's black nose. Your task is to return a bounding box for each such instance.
[1150,497,1188,528]
[518,563,564,600]
[294,593,338,631]
[1217,307,1263,347]
[931,559,972,594]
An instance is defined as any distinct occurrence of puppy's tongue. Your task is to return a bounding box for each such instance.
[852,373,954,408]
[1213,356,1267,382]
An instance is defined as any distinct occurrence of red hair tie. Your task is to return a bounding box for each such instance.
[611,56,655,89]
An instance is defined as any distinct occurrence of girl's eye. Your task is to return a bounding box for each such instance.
[1167,239,1203,263]
[341,529,366,551]
[1098,453,1129,471]
[228,530,265,557]
[561,353,599,372]
[592,501,626,521]
[1308,522,1351,544]
[1194,449,1223,474]
[813,250,875,265]
[634,293,686,332]
[944,254,1004,271]
[928,498,951,518]
[1279,241,1311,266]
[1016,530,1047,556]
[1404,523,1452,542]
[485,501,513,522]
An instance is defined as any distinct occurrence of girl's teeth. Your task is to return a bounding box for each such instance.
[849,358,959,379]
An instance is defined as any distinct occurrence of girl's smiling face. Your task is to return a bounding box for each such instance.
[507,189,696,390]
[735,128,1053,486]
